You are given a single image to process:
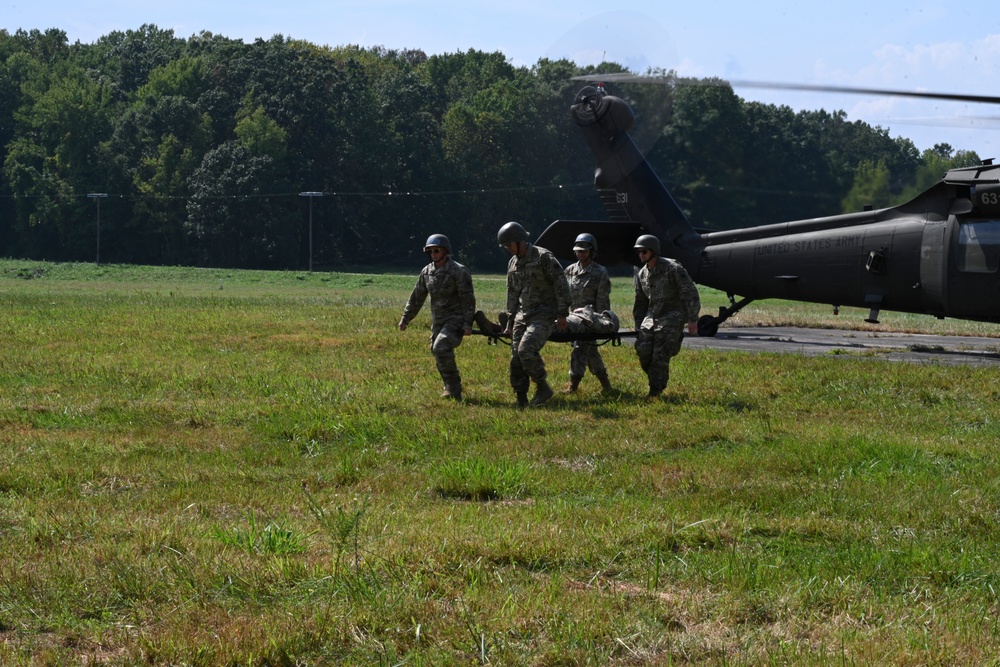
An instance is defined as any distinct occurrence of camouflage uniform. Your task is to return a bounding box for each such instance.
[506,244,570,394]
[633,258,700,394]
[400,257,476,395]
[564,260,612,382]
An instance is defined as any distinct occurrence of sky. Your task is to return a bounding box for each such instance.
[5,0,1000,157]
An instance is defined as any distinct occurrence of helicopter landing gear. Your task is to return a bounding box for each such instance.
[696,315,720,337]
[696,295,754,337]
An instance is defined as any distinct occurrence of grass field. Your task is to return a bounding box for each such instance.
[3,258,1000,665]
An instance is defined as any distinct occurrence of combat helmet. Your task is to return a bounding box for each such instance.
[497,221,529,248]
[424,233,452,255]
[572,232,599,258]
[634,234,661,256]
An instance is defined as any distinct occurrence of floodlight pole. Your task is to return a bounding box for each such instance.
[87,193,108,264]
[299,192,323,271]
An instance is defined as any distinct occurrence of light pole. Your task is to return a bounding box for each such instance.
[299,192,323,271]
[87,193,108,264]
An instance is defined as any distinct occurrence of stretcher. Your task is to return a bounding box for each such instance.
[469,328,638,346]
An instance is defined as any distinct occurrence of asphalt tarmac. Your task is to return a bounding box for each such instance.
[684,326,1000,366]
[472,326,1000,366]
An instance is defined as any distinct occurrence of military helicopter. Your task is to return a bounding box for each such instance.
[536,76,1000,337]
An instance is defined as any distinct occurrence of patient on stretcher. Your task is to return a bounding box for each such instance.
[563,305,619,335]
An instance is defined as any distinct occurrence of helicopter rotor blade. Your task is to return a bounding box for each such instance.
[729,81,1000,107]
[571,73,1000,107]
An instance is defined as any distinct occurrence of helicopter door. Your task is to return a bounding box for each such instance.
[946,218,1000,317]
[918,220,947,314]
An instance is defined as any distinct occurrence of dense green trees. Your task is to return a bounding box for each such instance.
[0,26,983,269]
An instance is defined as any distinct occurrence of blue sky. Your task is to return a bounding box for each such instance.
[5,0,1000,156]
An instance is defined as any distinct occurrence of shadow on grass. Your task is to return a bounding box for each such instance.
[449,389,689,413]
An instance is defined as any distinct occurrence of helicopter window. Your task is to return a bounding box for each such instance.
[957,221,1000,273]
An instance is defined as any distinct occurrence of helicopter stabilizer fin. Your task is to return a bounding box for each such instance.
[536,219,645,266]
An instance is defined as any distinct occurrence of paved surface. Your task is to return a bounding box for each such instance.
[472,326,1000,366]
[683,326,1000,366]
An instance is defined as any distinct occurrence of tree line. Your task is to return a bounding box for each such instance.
[0,26,982,270]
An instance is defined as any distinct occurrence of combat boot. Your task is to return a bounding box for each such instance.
[515,391,529,408]
[561,377,580,394]
[529,379,554,406]
[441,385,462,401]
[597,373,613,393]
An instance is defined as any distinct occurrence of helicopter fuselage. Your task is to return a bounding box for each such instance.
[692,163,1000,323]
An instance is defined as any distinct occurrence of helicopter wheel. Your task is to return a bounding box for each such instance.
[696,315,720,338]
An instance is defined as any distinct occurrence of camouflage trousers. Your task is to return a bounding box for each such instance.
[569,341,606,381]
[430,323,464,390]
[509,317,554,393]
[634,326,683,393]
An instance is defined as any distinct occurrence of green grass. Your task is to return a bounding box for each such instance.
[3,259,1000,664]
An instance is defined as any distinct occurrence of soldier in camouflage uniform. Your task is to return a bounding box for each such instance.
[632,234,701,398]
[563,233,614,394]
[398,234,476,401]
[498,221,571,407]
